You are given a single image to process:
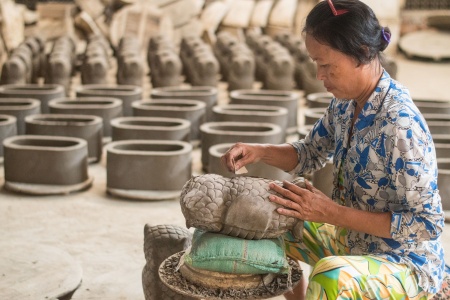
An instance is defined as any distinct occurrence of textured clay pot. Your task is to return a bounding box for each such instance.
[0,98,40,134]
[76,84,142,117]
[208,143,294,181]
[306,92,333,109]
[0,115,18,162]
[25,114,103,163]
[304,108,326,126]
[105,140,192,200]
[48,97,123,139]
[3,135,92,195]
[437,158,450,210]
[151,86,218,122]
[111,116,190,142]
[0,84,65,114]
[199,121,283,169]
[213,103,289,133]
[132,99,206,143]
[229,89,301,133]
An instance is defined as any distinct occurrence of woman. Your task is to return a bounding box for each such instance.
[221,0,445,299]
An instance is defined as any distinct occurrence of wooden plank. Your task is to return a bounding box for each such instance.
[200,1,230,32]
[268,0,297,28]
[293,0,316,35]
[0,0,25,50]
[250,0,274,28]
[75,0,105,19]
[222,0,255,28]
[159,0,201,27]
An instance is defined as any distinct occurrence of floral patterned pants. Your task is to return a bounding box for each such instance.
[284,222,432,299]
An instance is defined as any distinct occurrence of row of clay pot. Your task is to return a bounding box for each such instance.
[0,36,45,85]
[116,36,145,86]
[180,36,220,87]
[81,35,112,85]
[147,35,183,88]
[246,32,295,91]
[45,36,76,94]
[213,31,255,91]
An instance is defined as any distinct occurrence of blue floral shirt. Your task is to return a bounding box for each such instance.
[290,71,445,293]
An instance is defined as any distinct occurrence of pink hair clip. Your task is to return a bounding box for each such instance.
[327,0,349,16]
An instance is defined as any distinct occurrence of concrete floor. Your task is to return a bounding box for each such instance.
[1,53,450,300]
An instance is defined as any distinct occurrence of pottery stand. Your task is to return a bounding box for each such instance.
[0,115,18,163]
[105,140,192,200]
[76,84,143,117]
[0,83,65,113]
[0,98,40,134]
[111,116,190,142]
[208,143,295,181]
[229,89,301,134]
[132,99,206,144]
[3,135,93,195]
[25,114,103,163]
[199,121,283,170]
[48,97,123,139]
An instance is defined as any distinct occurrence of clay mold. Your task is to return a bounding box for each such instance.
[0,98,40,135]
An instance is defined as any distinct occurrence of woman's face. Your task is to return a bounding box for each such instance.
[305,33,363,99]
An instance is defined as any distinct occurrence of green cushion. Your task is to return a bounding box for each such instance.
[183,229,289,275]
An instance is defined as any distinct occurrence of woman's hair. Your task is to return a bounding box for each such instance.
[303,0,390,65]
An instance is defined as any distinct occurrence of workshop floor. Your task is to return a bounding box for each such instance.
[1,53,449,300]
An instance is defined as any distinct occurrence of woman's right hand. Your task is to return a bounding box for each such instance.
[220,142,266,173]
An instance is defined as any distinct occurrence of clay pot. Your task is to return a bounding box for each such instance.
[0,98,40,134]
[229,89,301,133]
[76,84,142,116]
[25,114,103,163]
[212,104,288,139]
[151,86,218,122]
[424,114,450,136]
[200,121,283,169]
[48,97,123,139]
[0,84,65,114]
[304,108,326,126]
[208,143,294,181]
[298,125,313,139]
[132,99,206,143]
[111,116,190,142]
[414,99,450,115]
[105,140,192,200]
[306,92,333,109]
[0,115,18,161]
[437,158,450,210]
[3,135,92,195]
[433,136,450,159]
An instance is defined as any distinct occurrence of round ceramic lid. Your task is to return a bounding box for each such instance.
[399,30,450,61]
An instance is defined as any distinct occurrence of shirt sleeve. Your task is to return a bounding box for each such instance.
[288,101,336,175]
[389,120,444,243]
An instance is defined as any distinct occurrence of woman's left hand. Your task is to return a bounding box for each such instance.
[268,180,337,223]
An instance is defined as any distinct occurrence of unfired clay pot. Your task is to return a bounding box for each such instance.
[151,86,217,122]
[199,121,283,169]
[414,99,450,115]
[0,115,18,162]
[306,92,333,109]
[25,114,103,163]
[111,116,190,142]
[229,89,301,133]
[76,84,142,116]
[208,143,294,181]
[132,99,206,143]
[48,97,123,139]
[0,98,40,134]
[3,135,92,195]
[424,115,450,137]
[304,108,326,126]
[437,158,450,210]
[105,140,192,200]
[433,136,450,159]
[0,84,65,114]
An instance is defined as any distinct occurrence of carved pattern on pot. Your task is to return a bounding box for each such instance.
[76,84,142,117]
[0,115,18,162]
[25,114,103,163]
[199,121,283,169]
[48,97,123,139]
[180,174,304,241]
[0,84,65,114]
[3,135,93,195]
[111,116,190,142]
[142,224,194,300]
[132,99,206,143]
[105,140,192,200]
[229,89,301,133]
[0,98,40,134]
